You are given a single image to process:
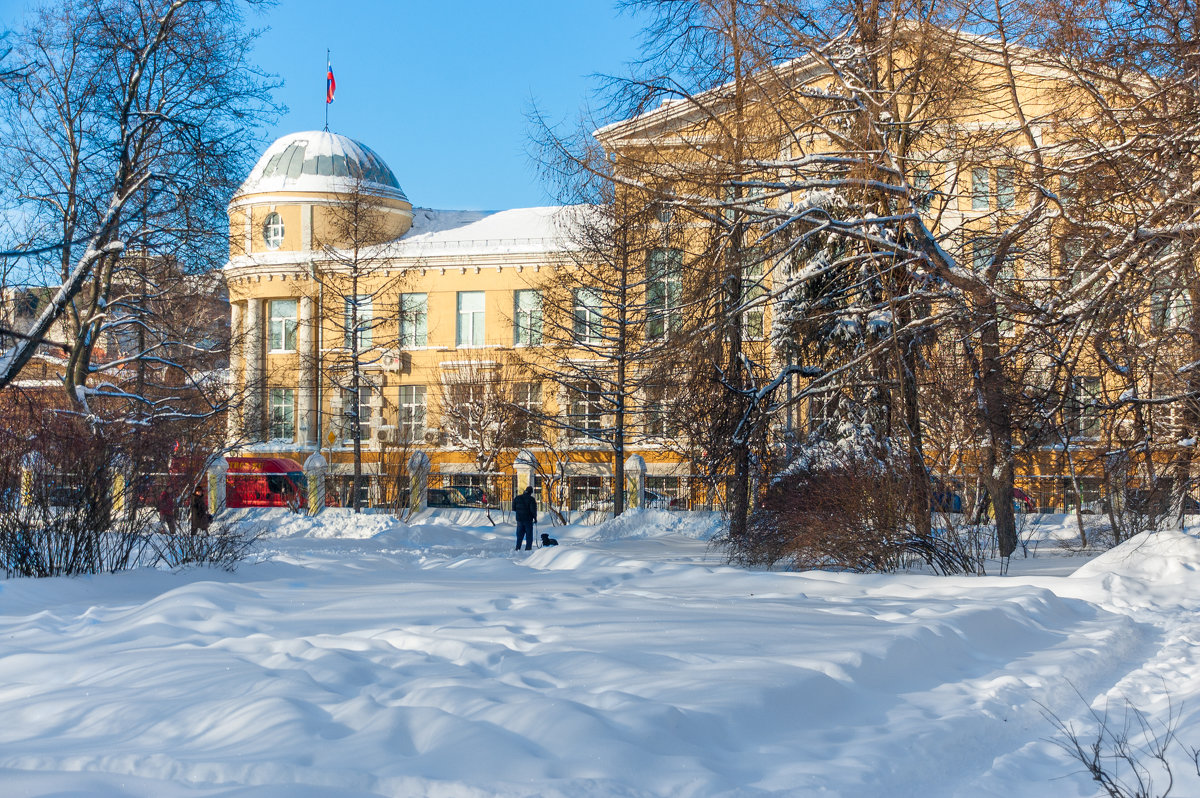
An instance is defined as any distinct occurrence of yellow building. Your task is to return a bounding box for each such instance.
[227,32,1193,519]
[225,131,678,507]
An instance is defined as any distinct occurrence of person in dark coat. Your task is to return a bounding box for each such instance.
[157,488,177,536]
[513,485,537,551]
[190,488,211,534]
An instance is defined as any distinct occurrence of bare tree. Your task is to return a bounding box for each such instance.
[436,354,531,475]
[590,0,1181,560]
[1020,0,1200,529]
[0,0,277,413]
[522,139,677,516]
[310,169,411,512]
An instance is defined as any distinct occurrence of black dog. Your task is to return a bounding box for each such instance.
[540,533,559,547]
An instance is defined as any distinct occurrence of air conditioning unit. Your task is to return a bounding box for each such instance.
[423,427,442,445]
[373,425,396,445]
[381,352,412,374]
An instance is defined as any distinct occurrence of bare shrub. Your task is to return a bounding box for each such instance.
[148,517,261,571]
[1044,696,1200,798]
[0,407,150,577]
[1108,481,1176,543]
[723,448,979,575]
[0,393,257,578]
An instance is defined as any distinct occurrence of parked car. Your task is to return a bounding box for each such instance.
[644,489,682,509]
[930,478,963,513]
[428,487,469,508]
[447,485,490,507]
[1125,488,1200,515]
[1012,487,1034,514]
[930,480,1033,515]
[46,484,86,507]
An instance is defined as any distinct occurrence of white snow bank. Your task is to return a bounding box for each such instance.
[583,508,725,542]
[0,511,1195,797]
[238,508,400,540]
[1071,528,1200,584]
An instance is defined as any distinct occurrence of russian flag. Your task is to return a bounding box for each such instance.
[326,60,336,104]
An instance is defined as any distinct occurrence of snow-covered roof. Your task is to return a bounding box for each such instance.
[236,131,408,202]
[223,205,593,270]
[388,206,581,257]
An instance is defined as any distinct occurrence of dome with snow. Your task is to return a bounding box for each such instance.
[236,131,409,202]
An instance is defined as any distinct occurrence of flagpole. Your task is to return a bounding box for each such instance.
[324,49,330,132]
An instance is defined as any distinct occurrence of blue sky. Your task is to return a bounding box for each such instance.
[0,0,644,211]
[248,0,643,210]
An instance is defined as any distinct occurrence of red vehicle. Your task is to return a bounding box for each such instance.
[225,457,308,510]
[1012,486,1035,514]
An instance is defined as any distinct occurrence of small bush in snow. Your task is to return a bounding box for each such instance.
[721,446,979,575]
[1045,696,1200,798]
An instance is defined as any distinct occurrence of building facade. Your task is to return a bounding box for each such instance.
[225,131,688,507]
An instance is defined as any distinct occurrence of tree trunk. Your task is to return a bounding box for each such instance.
[900,336,932,540]
[977,305,1018,559]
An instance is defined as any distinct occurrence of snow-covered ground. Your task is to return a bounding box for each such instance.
[1,509,1198,797]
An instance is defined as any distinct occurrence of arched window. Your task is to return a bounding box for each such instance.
[262,212,285,249]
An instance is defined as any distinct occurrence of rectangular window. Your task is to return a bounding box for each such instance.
[646,248,683,341]
[446,381,484,409]
[1061,238,1084,288]
[513,289,542,346]
[343,295,372,349]
[1069,377,1102,438]
[514,381,541,442]
[445,381,483,440]
[971,168,989,211]
[573,287,602,345]
[457,291,485,347]
[808,390,838,434]
[567,380,602,439]
[1151,278,1190,331]
[399,293,427,348]
[971,237,996,273]
[514,381,541,414]
[340,386,376,443]
[646,475,682,509]
[971,237,1015,335]
[568,475,605,512]
[398,385,427,444]
[1059,174,1076,201]
[644,384,676,438]
[742,259,766,340]
[996,167,1016,209]
[268,299,298,352]
[269,387,295,441]
[913,168,932,211]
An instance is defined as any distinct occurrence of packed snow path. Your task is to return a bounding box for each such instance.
[0,510,1197,797]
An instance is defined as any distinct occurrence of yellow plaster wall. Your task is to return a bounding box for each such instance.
[249,204,303,254]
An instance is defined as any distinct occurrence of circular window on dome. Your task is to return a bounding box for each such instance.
[262,212,285,250]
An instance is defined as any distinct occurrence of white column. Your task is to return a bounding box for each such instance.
[304,452,328,516]
[207,457,228,517]
[625,454,647,510]
[408,451,431,515]
[19,452,43,508]
[244,297,264,441]
[110,454,133,522]
[297,294,316,446]
[227,301,244,441]
[515,449,537,495]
